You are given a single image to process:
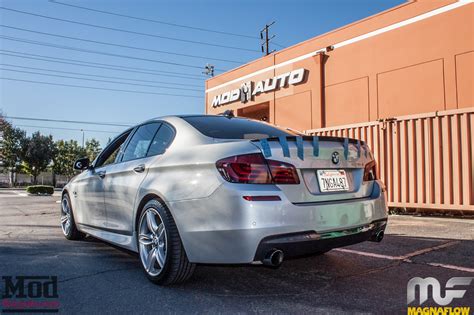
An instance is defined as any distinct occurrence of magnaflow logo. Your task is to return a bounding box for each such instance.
[407,277,472,315]
[212,68,307,107]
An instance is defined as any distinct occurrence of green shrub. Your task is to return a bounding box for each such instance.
[26,185,54,195]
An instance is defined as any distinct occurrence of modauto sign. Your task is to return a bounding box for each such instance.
[211,68,307,108]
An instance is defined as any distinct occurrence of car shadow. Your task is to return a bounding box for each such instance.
[1,230,472,313]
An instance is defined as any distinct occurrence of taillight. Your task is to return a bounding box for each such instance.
[267,159,300,184]
[216,153,299,184]
[363,160,378,181]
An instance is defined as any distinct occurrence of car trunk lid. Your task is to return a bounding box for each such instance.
[251,136,375,203]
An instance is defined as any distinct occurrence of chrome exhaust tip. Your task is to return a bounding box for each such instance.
[262,249,284,267]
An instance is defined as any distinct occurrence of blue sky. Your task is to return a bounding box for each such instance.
[0,0,404,146]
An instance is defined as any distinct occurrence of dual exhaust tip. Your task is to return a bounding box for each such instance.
[262,249,284,267]
[262,231,384,266]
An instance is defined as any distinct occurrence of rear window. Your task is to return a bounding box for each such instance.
[182,116,301,139]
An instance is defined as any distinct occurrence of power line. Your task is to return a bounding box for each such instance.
[47,1,290,51]
[0,6,260,53]
[0,77,204,98]
[0,34,217,71]
[0,63,202,88]
[0,50,206,80]
[272,42,287,49]
[14,124,120,134]
[49,0,258,40]
[4,115,133,127]
[0,67,203,92]
[0,24,244,64]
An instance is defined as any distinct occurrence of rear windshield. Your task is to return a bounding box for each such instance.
[182,116,301,139]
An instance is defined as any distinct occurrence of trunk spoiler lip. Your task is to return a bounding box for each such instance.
[250,135,365,145]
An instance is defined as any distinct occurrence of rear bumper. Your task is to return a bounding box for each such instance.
[168,180,388,264]
[253,219,387,261]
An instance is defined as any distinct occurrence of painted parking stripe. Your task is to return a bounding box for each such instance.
[0,195,26,198]
[335,248,402,260]
[425,263,474,273]
[0,192,28,197]
[399,240,459,260]
[334,241,473,273]
[335,240,459,260]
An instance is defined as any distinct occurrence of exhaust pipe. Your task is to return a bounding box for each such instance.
[370,230,384,242]
[262,249,284,267]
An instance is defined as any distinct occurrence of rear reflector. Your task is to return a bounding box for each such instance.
[216,153,299,184]
[242,196,281,201]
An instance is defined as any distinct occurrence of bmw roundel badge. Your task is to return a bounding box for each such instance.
[331,152,340,165]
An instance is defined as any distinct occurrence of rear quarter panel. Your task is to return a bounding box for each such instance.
[133,140,261,229]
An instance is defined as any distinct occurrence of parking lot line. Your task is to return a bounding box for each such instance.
[0,194,27,198]
[335,240,459,261]
[334,240,474,273]
[399,240,460,260]
[334,248,402,260]
[424,262,474,273]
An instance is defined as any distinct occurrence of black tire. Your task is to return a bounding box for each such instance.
[60,193,85,241]
[137,199,195,285]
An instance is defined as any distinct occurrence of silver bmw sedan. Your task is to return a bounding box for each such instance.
[61,114,388,285]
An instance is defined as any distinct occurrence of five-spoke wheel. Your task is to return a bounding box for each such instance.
[60,193,84,240]
[60,197,72,236]
[137,199,195,285]
[139,209,167,277]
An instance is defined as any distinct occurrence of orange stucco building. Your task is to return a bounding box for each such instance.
[205,0,474,212]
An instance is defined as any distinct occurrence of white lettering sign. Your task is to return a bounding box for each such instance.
[211,68,307,108]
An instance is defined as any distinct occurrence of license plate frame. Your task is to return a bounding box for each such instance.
[317,169,349,192]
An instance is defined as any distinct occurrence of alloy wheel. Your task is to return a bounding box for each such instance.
[60,197,72,236]
[139,208,167,277]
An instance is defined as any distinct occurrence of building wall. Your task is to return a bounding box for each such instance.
[205,0,474,132]
[205,0,474,212]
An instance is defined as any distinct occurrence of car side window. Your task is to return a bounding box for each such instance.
[121,123,161,162]
[147,123,175,157]
[95,130,132,168]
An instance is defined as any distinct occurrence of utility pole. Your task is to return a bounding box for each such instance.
[260,21,276,56]
[203,64,214,77]
[81,129,85,148]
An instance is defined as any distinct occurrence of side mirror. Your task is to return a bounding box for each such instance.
[74,157,91,170]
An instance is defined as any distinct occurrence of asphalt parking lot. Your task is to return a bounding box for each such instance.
[0,189,473,314]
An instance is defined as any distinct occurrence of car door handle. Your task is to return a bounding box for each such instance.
[133,164,145,173]
[97,171,106,179]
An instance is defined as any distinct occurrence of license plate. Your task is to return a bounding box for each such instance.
[317,170,349,192]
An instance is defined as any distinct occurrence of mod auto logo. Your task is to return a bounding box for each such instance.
[407,277,472,315]
[2,276,60,313]
[212,68,307,107]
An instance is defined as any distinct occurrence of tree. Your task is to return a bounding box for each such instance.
[84,138,101,162]
[52,139,85,180]
[22,131,55,184]
[0,115,28,186]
